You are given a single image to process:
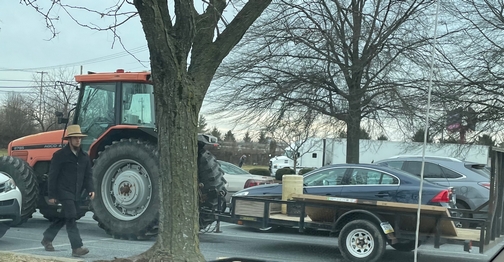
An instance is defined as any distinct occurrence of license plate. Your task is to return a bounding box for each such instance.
[240,216,257,222]
[380,222,394,234]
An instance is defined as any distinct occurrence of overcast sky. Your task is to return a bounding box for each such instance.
[0,1,250,137]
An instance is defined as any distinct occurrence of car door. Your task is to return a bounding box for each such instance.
[302,167,349,197]
[402,161,450,187]
[340,168,400,202]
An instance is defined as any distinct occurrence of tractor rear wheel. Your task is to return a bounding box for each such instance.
[91,139,160,240]
[0,156,38,226]
[197,147,227,229]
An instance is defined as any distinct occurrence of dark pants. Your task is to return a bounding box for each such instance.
[43,199,83,249]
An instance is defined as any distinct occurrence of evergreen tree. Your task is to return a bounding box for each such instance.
[360,128,371,140]
[377,134,388,140]
[224,130,236,142]
[210,127,222,141]
[197,115,209,133]
[258,131,268,144]
[412,129,433,143]
[243,131,252,143]
[477,134,495,146]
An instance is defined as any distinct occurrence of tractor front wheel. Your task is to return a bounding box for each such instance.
[0,156,38,226]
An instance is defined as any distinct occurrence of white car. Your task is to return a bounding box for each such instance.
[218,160,274,203]
[0,171,22,238]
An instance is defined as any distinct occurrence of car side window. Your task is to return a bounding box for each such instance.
[349,169,399,185]
[381,161,404,170]
[440,166,463,179]
[424,163,445,178]
[403,161,445,179]
[304,168,347,186]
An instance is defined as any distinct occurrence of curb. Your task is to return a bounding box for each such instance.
[0,251,84,262]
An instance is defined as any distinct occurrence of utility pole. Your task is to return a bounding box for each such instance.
[37,71,46,129]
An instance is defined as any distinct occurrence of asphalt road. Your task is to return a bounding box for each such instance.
[0,211,502,262]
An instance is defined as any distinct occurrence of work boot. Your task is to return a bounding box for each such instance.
[72,247,89,257]
[41,239,55,251]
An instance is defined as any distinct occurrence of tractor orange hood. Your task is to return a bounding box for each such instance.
[9,129,66,149]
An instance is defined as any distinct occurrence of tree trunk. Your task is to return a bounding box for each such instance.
[346,102,362,164]
[143,80,204,262]
[131,0,271,260]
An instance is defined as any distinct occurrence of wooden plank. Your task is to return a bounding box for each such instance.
[291,193,458,236]
[446,228,481,242]
[291,194,447,214]
[270,213,313,223]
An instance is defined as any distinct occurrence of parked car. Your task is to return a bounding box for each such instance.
[374,156,490,222]
[218,160,274,203]
[0,171,22,238]
[232,163,454,208]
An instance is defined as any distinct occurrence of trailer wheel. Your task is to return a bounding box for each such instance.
[339,219,386,262]
[390,240,420,252]
[257,226,282,233]
[0,156,38,226]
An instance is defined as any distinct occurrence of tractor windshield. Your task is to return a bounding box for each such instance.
[121,82,155,127]
[77,83,116,152]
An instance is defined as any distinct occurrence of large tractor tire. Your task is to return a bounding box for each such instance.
[197,147,227,229]
[91,139,160,240]
[0,156,38,226]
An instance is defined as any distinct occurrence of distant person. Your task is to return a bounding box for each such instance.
[239,155,247,168]
[41,125,95,257]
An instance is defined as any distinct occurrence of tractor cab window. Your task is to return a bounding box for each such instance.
[77,83,116,152]
[121,83,155,127]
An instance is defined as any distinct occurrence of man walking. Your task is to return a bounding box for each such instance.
[41,125,95,257]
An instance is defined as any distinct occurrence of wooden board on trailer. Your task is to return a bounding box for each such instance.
[290,194,458,236]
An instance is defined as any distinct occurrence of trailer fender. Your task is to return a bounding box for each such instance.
[332,209,390,236]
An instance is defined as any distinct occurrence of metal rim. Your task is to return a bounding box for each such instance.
[346,228,375,258]
[101,159,152,221]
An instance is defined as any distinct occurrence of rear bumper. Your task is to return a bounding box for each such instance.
[0,189,22,223]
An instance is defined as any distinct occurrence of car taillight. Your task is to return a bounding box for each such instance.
[478,182,490,189]
[430,189,450,203]
[244,179,273,189]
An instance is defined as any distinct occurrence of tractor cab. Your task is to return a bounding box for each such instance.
[59,69,155,152]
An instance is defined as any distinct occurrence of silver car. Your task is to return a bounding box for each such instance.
[375,156,490,222]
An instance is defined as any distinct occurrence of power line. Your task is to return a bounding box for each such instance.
[0,86,36,89]
[0,45,148,72]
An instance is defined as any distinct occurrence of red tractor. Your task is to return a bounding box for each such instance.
[0,69,227,239]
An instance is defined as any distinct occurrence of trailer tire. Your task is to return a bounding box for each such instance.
[390,240,420,252]
[91,139,159,240]
[339,219,386,262]
[0,156,38,226]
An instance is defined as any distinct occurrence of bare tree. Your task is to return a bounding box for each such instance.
[29,68,80,132]
[426,1,504,144]
[212,0,437,163]
[0,93,37,148]
[266,110,323,173]
[22,0,272,261]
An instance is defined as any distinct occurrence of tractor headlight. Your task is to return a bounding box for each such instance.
[4,179,16,192]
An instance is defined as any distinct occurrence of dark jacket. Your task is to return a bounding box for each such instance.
[47,144,95,201]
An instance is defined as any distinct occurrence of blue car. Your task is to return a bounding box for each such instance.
[232,164,454,207]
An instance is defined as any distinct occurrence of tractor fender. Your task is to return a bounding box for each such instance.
[88,125,157,160]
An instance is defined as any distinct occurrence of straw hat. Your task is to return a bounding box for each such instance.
[64,125,87,139]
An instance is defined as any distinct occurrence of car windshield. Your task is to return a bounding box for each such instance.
[218,161,249,175]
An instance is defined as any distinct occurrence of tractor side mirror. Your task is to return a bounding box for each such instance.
[55,111,69,124]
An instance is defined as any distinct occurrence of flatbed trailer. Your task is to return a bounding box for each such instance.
[211,193,494,262]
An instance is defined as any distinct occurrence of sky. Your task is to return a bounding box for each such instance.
[0,1,249,137]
